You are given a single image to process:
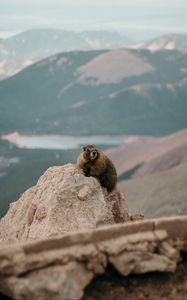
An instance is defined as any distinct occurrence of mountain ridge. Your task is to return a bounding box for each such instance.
[106,128,187,178]
[136,33,187,52]
[0,48,187,136]
[0,29,132,79]
[120,161,187,218]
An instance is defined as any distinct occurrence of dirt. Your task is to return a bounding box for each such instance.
[83,254,187,300]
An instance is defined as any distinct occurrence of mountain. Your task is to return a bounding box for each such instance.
[106,128,187,179]
[136,33,187,52]
[0,29,131,79]
[107,128,187,219]
[0,48,187,136]
[119,161,187,218]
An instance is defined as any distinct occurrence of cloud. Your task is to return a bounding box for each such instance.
[0,0,187,40]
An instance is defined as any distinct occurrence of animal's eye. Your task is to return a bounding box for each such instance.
[83,146,86,151]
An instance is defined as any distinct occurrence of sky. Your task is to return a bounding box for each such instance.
[0,0,187,41]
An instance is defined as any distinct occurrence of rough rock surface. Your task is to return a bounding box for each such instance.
[83,258,187,300]
[2,163,185,300]
[0,216,187,300]
[0,164,130,245]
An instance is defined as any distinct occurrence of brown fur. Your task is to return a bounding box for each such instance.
[76,145,117,192]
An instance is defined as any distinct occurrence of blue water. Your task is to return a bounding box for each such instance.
[15,135,124,150]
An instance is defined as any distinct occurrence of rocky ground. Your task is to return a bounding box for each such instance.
[84,256,187,300]
[1,258,187,300]
[1,257,187,300]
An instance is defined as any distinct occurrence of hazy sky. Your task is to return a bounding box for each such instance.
[0,0,187,40]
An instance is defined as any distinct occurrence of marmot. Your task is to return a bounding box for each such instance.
[76,145,117,192]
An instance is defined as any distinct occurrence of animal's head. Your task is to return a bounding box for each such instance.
[82,145,100,161]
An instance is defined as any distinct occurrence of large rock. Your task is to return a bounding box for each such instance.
[0,164,130,245]
[0,216,187,300]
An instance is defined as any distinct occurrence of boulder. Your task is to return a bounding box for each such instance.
[0,163,130,245]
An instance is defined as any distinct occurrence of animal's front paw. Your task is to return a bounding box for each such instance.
[83,168,90,177]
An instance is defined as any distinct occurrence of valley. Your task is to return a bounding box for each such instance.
[0,31,187,220]
[1,129,187,219]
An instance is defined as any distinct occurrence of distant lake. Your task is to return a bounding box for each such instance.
[2,133,126,150]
